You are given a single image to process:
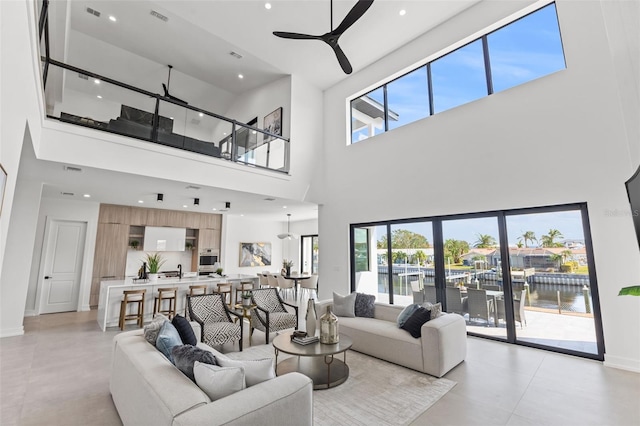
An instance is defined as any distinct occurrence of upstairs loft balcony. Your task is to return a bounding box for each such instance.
[41,60,290,174]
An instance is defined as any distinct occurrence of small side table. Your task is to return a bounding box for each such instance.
[234,303,257,347]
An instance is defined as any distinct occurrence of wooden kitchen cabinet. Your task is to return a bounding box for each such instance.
[129,206,148,226]
[197,229,220,251]
[98,204,130,224]
[90,223,129,307]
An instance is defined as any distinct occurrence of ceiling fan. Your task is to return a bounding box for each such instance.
[162,65,188,105]
[277,214,298,240]
[273,0,374,74]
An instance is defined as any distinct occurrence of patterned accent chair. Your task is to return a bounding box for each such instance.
[188,293,243,351]
[250,288,298,344]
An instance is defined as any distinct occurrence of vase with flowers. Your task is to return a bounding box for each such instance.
[282,259,294,276]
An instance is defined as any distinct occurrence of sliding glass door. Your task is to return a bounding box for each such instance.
[300,235,319,274]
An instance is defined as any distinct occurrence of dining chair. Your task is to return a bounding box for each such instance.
[424,285,438,304]
[299,274,319,300]
[267,274,279,289]
[496,289,527,328]
[188,293,243,351]
[276,275,296,300]
[258,273,270,288]
[466,288,494,326]
[483,284,501,291]
[249,288,298,344]
[445,286,465,315]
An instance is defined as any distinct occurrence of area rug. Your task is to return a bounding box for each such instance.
[235,345,456,426]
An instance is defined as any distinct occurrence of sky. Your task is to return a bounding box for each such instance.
[352,3,565,142]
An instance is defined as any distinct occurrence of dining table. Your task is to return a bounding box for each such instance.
[266,273,312,299]
[485,290,504,326]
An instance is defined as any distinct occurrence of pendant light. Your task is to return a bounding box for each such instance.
[277,213,298,240]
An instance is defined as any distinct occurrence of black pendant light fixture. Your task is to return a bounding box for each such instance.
[277,213,298,240]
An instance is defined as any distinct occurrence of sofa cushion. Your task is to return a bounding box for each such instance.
[172,314,197,346]
[172,344,217,382]
[397,304,420,327]
[355,293,376,318]
[144,314,169,345]
[422,302,442,318]
[401,306,431,338]
[156,321,183,363]
[193,361,246,401]
[216,357,275,387]
[333,292,356,317]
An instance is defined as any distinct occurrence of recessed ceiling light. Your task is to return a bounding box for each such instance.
[212,208,217,211]
[399,9,406,16]
[170,117,174,120]
[94,79,100,84]
[223,132,227,135]
[265,3,272,9]
[240,214,244,217]
[138,200,144,203]
[283,206,287,209]
[199,113,203,117]
[238,74,244,79]
[183,205,188,208]
[83,194,91,198]
[109,15,117,22]
[96,95,102,99]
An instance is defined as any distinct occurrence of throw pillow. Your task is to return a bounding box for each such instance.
[172,314,197,346]
[143,313,169,346]
[332,292,356,317]
[354,293,376,318]
[172,345,217,382]
[193,361,245,401]
[216,357,275,387]
[400,306,431,338]
[397,304,420,328]
[422,302,442,319]
[155,321,183,363]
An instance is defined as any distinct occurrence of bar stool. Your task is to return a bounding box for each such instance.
[154,287,178,319]
[185,284,208,318]
[216,283,232,308]
[119,289,146,330]
[234,281,255,306]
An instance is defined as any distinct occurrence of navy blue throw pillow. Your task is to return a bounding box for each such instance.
[400,306,431,338]
[172,314,197,346]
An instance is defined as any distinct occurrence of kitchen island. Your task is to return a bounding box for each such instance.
[97,274,259,331]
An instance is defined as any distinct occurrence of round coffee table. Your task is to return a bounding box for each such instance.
[272,332,353,390]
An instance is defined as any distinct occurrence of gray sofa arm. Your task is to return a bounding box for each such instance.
[172,372,313,426]
[421,313,467,377]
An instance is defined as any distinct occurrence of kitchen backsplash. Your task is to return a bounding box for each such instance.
[125,250,194,277]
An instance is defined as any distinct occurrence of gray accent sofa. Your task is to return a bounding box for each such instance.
[315,300,467,377]
[110,326,313,426]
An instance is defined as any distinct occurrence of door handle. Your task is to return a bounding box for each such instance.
[44,276,52,279]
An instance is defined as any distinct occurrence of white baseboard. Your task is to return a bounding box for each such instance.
[24,310,38,317]
[80,304,91,312]
[604,355,640,373]
[0,326,25,338]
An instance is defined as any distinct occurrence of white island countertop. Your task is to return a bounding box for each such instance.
[97,274,259,331]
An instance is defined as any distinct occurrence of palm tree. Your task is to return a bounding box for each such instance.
[549,253,563,270]
[541,229,564,247]
[474,234,496,248]
[520,231,537,248]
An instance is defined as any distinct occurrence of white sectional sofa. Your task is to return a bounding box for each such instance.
[315,300,467,377]
[110,328,313,426]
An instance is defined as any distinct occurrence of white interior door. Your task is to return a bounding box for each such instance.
[39,220,87,314]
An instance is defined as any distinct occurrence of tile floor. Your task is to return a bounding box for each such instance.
[1,309,638,426]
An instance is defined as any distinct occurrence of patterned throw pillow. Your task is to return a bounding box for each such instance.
[332,292,356,317]
[397,304,420,328]
[422,302,442,318]
[354,293,376,318]
[172,345,217,382]
[172,314,197,346]
[400,306,431,338]
[144,313,169,345]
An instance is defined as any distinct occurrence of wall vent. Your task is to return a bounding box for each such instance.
[229,51,243,59]
[190,118,200,125]
[150,10,169,22]
[86,7,101,17]
[61,192,75,196]
[185,185,201,191]
[264,197,276,201]
[63,165,83,173]
[78,73,89,80]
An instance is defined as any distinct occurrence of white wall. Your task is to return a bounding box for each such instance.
[25,197,100,315]
[318,0,640,371]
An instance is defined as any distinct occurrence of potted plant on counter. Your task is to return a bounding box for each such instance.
[144,253,166,282]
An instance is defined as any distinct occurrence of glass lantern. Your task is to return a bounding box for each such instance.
[320,306,339,344]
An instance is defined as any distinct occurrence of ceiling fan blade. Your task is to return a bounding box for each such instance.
[332,0,374,36]
[331,43,353,74]
[273,31,321,40]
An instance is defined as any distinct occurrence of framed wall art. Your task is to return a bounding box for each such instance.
[263,107,282,142]
[239,242,272,267]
